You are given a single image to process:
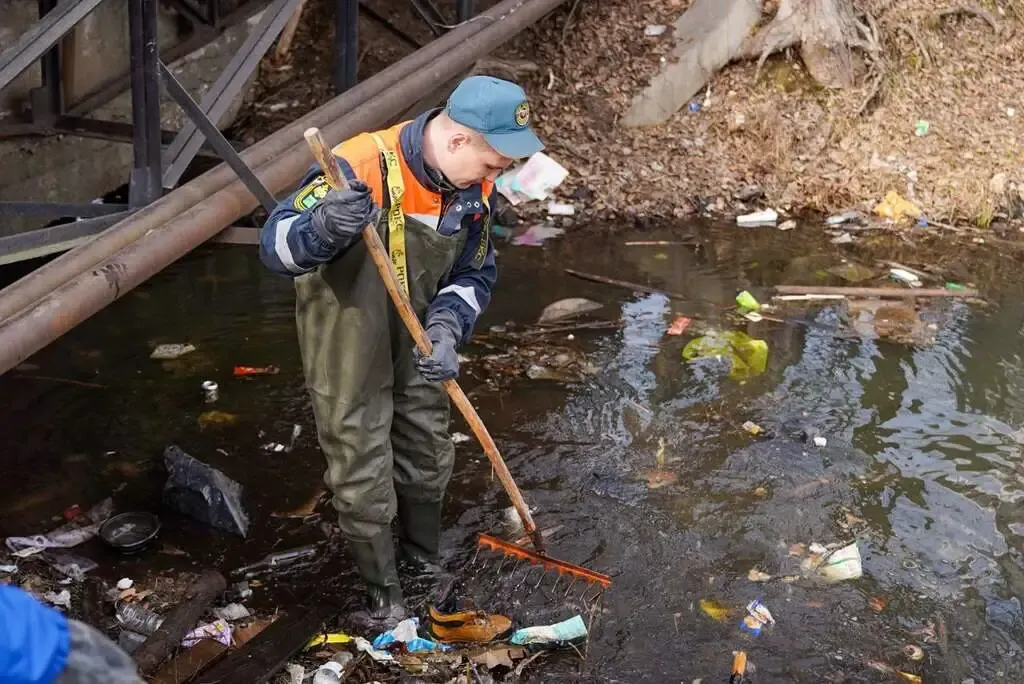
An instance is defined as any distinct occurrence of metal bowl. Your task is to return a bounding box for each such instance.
[99,512,161,553]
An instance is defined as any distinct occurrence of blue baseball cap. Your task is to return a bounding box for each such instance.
[445,75,544,159]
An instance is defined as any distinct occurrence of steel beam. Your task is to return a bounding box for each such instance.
[333,0,360,93]
[160,62,277,212]
[161,0,300,190]
[0,0,107,94]
[456,0,473,22]
[409,0,446,36]
[32,0,64,123]
[359,2,423,50]
[0,202,130,219]
[0,212,134,267]
[164,0,213,28]
[128,0,163,207]
[0,116,241,159]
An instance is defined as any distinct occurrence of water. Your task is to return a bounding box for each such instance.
[1,223,1023,682]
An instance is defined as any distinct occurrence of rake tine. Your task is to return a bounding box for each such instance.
[550,574,561,594]
[533,567,548,590]
[514,565,536,591]
[495,554,508,575]
[470,545,482,566]
[564,577,578,598]
[507,559,523,581]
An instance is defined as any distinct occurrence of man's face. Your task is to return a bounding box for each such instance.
[443,132,515,189]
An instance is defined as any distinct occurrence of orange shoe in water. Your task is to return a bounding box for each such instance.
[426,605,513,644]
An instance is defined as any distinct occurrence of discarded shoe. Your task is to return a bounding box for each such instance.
[426,605,513,644]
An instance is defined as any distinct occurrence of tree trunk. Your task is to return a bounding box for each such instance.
[739,0,863,88]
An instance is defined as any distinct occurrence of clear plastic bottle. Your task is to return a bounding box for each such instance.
[312,652,353,684]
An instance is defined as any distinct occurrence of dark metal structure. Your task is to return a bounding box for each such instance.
[0,0,564,372]
[0,0,479,263]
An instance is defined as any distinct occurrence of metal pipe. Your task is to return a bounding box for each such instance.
[0,0,517,325]
[0,0,566,373]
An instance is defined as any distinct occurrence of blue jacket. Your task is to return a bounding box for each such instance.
[0,585,69,683]
[258,109,498,344]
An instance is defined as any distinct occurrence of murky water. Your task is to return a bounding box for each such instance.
[2,223,1023,682]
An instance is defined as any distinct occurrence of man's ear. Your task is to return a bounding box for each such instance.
[447,132,471,153]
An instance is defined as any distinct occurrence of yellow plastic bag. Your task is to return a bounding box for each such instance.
[682,331,768,380]
[873,191,921,222]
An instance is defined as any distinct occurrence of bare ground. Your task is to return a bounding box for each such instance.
[500,0,1024,232]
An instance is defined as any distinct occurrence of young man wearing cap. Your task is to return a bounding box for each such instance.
[259,75,543,627]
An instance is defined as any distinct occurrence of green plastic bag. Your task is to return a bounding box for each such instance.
[682,330,768,380]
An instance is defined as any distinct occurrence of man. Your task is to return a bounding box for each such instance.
[259,75,543,627]
[0,584,144,683]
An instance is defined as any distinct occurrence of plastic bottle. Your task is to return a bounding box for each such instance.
[115,602,164,635]
[312,652,353,684]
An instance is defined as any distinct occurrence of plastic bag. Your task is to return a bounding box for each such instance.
[682,330,768,379]
[163,445,249,537]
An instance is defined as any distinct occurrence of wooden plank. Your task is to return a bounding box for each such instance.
[134,571,228,674]
[147,640,228,684]
[194,604,337,684]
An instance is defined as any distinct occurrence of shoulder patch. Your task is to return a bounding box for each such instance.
[293,175,331,211]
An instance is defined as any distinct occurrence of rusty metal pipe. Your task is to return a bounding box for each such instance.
[0,0,567,373]
[0,0,524,325]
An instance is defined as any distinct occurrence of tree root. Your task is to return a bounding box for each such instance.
[735,0,874,89]
[896,23,932,68]
[936,5,1000,33]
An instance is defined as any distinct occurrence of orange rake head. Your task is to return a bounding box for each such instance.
[473,533,612,603]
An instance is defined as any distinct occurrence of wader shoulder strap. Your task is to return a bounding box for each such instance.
[369,132,409,298]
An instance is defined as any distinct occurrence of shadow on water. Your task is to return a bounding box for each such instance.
[3,222,1024,681]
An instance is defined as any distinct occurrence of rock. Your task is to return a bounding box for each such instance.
[990,172,1008,197]
[734,184,764,202]
[538,297,603,324]
[622,0,762,126]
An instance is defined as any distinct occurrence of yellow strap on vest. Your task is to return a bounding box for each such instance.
[369,133,409,298]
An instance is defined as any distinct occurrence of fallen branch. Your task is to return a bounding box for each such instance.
[774,285,979,298]
[936,5,999,32]
[515,320,622,337]
[624,239,695,246]
[133,570,227,674]
[274,0,308,61]
[564,268,689,301]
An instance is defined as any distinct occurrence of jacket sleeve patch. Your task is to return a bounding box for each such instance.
[292,175,331,211]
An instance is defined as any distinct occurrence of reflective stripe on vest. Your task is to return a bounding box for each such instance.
[368,132,410,299]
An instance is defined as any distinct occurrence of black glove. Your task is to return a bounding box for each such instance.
[414,309,462,382]
[309,179,379,248]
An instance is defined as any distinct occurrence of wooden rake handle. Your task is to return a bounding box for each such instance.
[302,128,544,552]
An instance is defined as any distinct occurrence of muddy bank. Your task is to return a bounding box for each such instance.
[501,0,1024,233]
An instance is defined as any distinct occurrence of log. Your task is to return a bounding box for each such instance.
[194,603,338,684]
[773,285,979,298]
[622,0,761,127]
[133,570,227,674]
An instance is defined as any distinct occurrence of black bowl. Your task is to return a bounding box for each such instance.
[98,512,161,553]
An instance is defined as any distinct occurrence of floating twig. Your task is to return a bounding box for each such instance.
[774,285,978,298]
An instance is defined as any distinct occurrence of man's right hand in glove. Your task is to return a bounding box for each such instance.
[309,178,380,250]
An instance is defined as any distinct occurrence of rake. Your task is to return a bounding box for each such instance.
[303,128,611,600]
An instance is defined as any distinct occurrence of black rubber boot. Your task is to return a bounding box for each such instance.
[346,528,409,631]
[396,498,444,569]
[397,498,456,607]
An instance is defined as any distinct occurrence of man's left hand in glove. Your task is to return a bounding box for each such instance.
[414,309,462,382]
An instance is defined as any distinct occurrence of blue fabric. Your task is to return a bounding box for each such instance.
[258,110,498,343]
[444,75,543,159]
[0,585,70,684]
